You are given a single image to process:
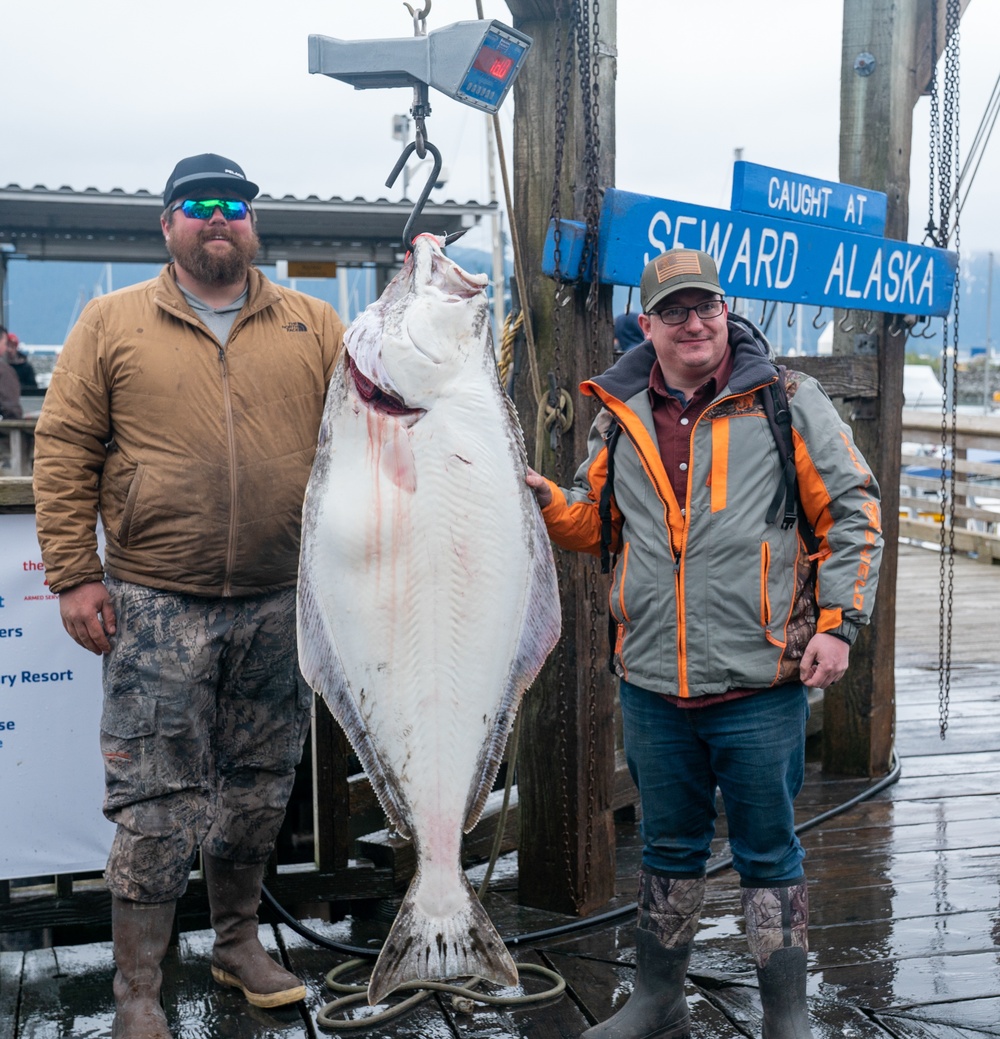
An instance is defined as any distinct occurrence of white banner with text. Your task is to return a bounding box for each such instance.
[0,514,114,881]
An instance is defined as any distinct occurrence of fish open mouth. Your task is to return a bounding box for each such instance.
[349,356,425,419]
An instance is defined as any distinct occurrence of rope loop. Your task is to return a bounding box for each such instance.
[546,387,574,435]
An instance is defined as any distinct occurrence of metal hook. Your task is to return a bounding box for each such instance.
[403,1,432,154]
[888,315,906,337]
[837,310,855,333]
[403,0,431,35]
[757,300,767,325]
[786,303,797,328]
[913,315,937,340]
[863,312,878,334]
[812,306,826,329]
[386,139,443,251]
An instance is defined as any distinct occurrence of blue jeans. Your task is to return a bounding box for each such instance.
[619,679,808,884]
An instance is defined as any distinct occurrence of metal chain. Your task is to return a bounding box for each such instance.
[577,0,598,910]
[549,0,571,395]
[938,1,958,247]
[571,0,604,911]
[573,0,602,309]
[925,0,940,244]
[547,0,580,910]
[937,0,961,738]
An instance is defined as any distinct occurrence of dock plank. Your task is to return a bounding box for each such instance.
[803,816,1000,856]
[809,875,1000,926]
[876,999,1000,1037]
[170,929,312,1038]
[0,952,21,1039]
[816,952,1000,1010]
[16,944,115,1039]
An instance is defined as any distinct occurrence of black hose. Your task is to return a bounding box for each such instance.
[261,747,902,956]
[261,886,379,959]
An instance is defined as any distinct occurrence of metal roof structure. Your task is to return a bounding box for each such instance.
[0,183,496,267]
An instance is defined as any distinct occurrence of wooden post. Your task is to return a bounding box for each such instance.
[826,0,971,776]
[505,0,618,915]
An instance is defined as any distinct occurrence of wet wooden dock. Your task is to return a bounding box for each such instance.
[2,541,998,1038]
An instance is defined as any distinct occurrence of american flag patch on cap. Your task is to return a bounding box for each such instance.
[654,252,703,284]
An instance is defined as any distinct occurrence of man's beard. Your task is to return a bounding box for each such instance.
[168,226,260,286]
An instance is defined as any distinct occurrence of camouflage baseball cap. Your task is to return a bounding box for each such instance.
[640,249,723,313]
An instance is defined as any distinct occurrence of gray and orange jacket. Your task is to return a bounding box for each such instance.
[33,264,345,597]
[538,315,883,699]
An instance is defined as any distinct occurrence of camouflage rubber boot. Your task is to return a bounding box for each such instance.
[580,870,704,1039]
[203,854,306,1008]
[111,897,175,1039]
[741,881,814,1039]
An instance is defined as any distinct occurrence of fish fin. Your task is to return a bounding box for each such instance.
[463,501,562,833]
[499,369,530,467]
[366,869,517,1005]
[296,565,413,839]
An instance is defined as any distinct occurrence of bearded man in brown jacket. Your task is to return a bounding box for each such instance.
[32,154,345,1038]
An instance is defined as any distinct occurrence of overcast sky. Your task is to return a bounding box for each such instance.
[2,0,999,257]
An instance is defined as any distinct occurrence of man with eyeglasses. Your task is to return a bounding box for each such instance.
[527,247,882,1039]
[32,153,346,1038]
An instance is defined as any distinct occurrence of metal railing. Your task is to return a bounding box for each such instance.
[899,408,1000,563]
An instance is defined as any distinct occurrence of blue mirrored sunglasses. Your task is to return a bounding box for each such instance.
[171,198,250,221]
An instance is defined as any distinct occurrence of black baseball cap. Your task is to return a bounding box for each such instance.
[163,153,259,207]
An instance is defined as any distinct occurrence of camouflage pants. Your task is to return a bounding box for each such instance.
[100,578,311,902]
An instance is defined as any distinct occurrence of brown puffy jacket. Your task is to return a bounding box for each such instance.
[33,264,345,596]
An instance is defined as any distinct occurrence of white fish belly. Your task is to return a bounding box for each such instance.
[304,384,537,846]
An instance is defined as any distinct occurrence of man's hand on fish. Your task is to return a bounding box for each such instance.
[525,468,553,508]
[58,581,117,655]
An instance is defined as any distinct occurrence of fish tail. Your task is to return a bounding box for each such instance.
[366,871,517,1005]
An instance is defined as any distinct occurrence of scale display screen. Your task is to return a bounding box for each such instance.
[472,45,515,80]
[457,28,528,111]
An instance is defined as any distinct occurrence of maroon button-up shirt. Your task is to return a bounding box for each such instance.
[648,348,735,509]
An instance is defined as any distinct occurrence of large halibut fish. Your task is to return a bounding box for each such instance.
[297,234,561,1004]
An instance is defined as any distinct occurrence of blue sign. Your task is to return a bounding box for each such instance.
[731,161,887,237]
[543,187,957,317]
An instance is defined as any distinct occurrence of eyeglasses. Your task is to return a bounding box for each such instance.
[652,299,725,325]
[171,198,250,221]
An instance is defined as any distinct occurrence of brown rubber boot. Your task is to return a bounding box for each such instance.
[111,897,176,1039]
[741,881,814,1039]
[203,854,306,1008]
[581,870,704,1039]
